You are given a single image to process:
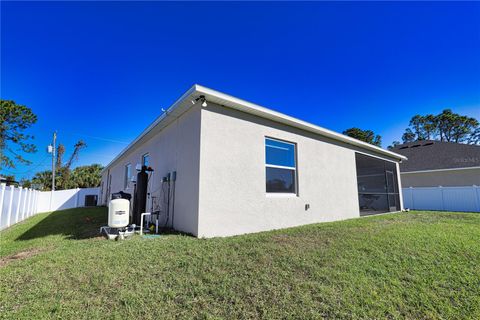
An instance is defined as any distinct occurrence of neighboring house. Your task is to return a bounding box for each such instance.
[391,141,480,187]
[100,85,406,237]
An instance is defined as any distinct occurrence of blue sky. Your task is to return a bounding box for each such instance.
[2,2,479,180]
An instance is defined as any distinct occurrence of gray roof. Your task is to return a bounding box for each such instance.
[391,140,480,172]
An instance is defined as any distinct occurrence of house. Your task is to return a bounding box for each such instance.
[391,141,480,187]
[100,85,406,237]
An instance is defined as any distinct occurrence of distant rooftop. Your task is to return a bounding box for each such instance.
[391,140,480,172]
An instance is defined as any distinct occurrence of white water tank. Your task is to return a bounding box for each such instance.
[108,199,130,228]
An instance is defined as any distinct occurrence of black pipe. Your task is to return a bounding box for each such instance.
[171,171,177,228]
[132,183,136,224]
[164,175,171,227]
[133,166,148,225]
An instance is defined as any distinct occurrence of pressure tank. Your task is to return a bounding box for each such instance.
[108,198,130,228]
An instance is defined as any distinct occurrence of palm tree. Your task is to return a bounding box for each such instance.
[71,164,103,188]
[32,170,52,191]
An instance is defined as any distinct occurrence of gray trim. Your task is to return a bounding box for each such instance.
[401,166,480,174]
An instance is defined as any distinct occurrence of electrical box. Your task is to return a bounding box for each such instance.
[85,195,98,207]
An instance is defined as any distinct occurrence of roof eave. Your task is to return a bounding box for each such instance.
[102,84,407,173]
[195,85,407,162]
[101,84,198,173]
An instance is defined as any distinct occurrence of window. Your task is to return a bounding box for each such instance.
[142,153,150,167]
[265,138,297,193]
[124,164,131,189]
[355,153,400,216]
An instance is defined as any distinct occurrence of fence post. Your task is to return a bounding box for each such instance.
[14,187,22,223]
[19,188,24,222]
[33,190,38,215]
[30,189,34,216]
[21,187,27,221]
[49,190,54,211]
[24,188,29,218]
[26,189,31,219]
[27,189,32,217]
[409,186,414,209]
[74,188,80,208]
[0,183,5,228]
[36,190,40,214]
[6,185,15,227]
[439,186,445,211]
[474,185,480,212]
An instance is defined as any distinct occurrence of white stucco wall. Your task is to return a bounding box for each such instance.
[197,103,401,238]
[100,105,202,236]
[100,100,403,238]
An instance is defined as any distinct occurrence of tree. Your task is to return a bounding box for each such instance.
[30,140,88,191]
[31,164,102,191]
[401,114,437,143]
[31,170,53,191]
[388,141,401,150]
[436,109,478,143]
[401,128,416,143]
[70,164,103,188]
[468,127,480,145]
[65,140,86,169]
[1,175,16,186]
[20,178,32,188]
[343,127,382,147]
[0,100,37,169]
[55,140,87,190]
[56,144,65,169]
[401,109,479,144]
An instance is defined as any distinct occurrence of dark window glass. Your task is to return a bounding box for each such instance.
[266,167,295,193]
[124,164,131,189]
[142,154,150,167]
[355,153,400,216]
[265,138,295,167]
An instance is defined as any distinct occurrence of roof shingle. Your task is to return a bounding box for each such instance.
[391,140,480,172]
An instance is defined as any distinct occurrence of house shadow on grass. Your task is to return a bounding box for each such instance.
[17,207,108,241]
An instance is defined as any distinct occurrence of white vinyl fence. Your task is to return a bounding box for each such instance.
[403,186,480,212]
[0,185,100,231]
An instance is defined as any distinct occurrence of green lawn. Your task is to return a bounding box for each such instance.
[0,208,479,319]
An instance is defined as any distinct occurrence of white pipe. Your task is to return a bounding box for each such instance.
[139,212,151,235]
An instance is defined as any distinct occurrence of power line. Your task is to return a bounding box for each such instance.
[60,131,130,144]
[2,130,125,177]
[0,155,50,176]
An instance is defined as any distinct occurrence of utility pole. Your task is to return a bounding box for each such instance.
[48,131,56,211]
[52,131,57,191]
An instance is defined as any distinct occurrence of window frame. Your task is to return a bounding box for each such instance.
[265,137,298,195]
[354,152,401,215]
[142,153,150,167]
[124,163,131,189]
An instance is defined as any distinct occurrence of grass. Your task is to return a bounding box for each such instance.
[0,208,479,319]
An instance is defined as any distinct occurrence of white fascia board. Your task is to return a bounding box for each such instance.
[195,85,407,162]
[401,166,480,174]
